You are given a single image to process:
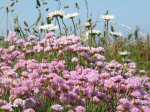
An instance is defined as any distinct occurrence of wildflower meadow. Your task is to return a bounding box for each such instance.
[0,0,150,112]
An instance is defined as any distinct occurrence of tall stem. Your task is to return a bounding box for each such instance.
[61,18,68,36]
[84,0,89,19]
[104,20,109,46]
[6,7,9,36]
[56,17,61,36]
[57,0,62,10]
[71,18,77,35]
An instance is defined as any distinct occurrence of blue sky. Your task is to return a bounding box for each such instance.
[0,0,150,35]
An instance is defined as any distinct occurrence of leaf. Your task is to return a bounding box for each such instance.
[0,6,4,10]
[14,26,20,33]
[75,2,80,9]
[6,7,9,13]
[128,33,133,40]
[35,9,42,26]
[24,21,29,27]
[64,5,69,9]
[11,9,14,13]
[47,17,52,24]
[110,25,115,32]
[134,26,140,40]
[43,1,48,5]
[105,10,109,15]
[10,2,15,7]
[36,0,41,7]
[33,28,38,33]
[45,8,49,11]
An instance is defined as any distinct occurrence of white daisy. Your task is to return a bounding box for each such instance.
[85,22,91,28]
[48,10,65,18]
[118,51,130,56]
[39,24,58,31]
[51,104,64,112]
[65,12,79,19]
[139,70,146,74]
[71,57,79,63]
[86,30,101,36]
[101,15,114,21]
[110,32,122,37]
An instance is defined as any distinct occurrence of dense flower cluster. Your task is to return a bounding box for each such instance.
[0,32,149,112]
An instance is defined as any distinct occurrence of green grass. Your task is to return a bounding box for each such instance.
[105,39,150,76]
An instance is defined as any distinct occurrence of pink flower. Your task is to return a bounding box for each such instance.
[0,87,5,97]
[100,72,110,79]
[51,104,64,112]
[13,98,25,107]
[93,96,100,103]
[33,44,43,53]
[86,70,99,83]
[119,98,131,109]
[104,79,115,89]
[5,32,17,44]
[11,86,28,97]
[110,75,123,83]
[126,77,141,89]
[116,105,125,111]
[142,106,150,112]
[23,108,35,112]
[45,32,54,39]
[0,99,7,106]
[96,61,104,67]
[130,107,141,112]
[128,62,136,69]
[75,106,86,112]
[24,97,39,109]
[131,90,145,99]
[0,103,13,112]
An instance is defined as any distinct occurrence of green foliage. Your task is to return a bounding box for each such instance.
[0,40,9,48]
[105,39,150,76]
[0,109,5,112]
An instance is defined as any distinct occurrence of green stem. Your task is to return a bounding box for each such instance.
[56,17,61,36]
[61,18,68,36]
[71,18,77,35]
[6,7,9,36]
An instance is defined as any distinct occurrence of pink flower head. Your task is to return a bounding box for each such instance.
[13,98,25,107]
[75,106,86,112]
[119,98,132,109]
[93,96,100,103]
[0,99,7,106]
[142,106,150,112]
[0,103,13,112]
[23,108,35,112]
[130,107,141,112]
[51,104,64,112]
[86,70,99,83]
[126,77,141,89]
[6,32,17,44]
[131,90,145,99]
[104,79,115,89]
[45,32,54,39]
